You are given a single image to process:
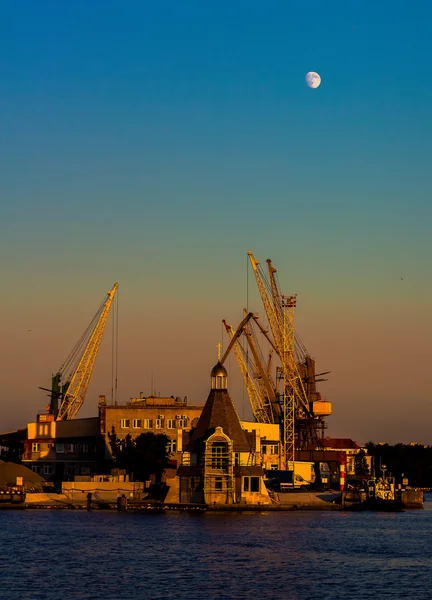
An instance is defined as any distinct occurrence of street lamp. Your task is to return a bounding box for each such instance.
[381,464,387,481]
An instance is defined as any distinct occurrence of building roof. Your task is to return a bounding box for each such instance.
[0,460,45,486]
[211,362,228,379]
[319,437,361,450]
[0,429,27,445]
[187,389,251,453]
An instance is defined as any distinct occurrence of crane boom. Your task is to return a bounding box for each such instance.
[222,314,279,423]
[248,251,310,415]
[266,259,284,329]
[56,283,118,420]
[222,320,272,424]
[242,317,280,421]
[247,252,285,355]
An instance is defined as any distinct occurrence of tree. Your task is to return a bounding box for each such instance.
[354,449,369,476]
[0,431,25,464]
[108,427,170,482]
[361,442,432,486]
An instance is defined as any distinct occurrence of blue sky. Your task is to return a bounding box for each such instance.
[1,1,431,443]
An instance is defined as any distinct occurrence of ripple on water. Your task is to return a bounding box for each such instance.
[1,509,432,600]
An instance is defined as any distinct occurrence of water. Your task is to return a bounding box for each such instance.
[1,497,432,600]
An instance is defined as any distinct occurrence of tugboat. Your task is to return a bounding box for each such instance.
[342,475,405,511]
[362,476,405,511]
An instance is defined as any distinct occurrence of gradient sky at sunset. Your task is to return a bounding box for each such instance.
[1,1,431,444]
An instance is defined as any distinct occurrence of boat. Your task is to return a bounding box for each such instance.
[342,477,407,511]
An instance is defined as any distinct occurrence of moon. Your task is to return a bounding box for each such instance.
[305,72,321,89]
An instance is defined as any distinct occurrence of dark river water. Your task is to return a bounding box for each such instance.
[1,496,432,600]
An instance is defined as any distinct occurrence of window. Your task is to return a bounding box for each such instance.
[269,445,278,455]
[234,452,239,466]
[250,477,260,492]
[167,419,176,429]
[155,419,162,429]
[133,419,142,429]
[243,477,260,492]
[32,443,40,452]
[215,477,223,491]
[177,419,187,428]
[120,419,130,429]
[211,442,228,469]
[44,465,52,475]
[81,466,90,475]
[143,419,152,429]
[47,443,54,449]
[166,439,177,454]
[56,443,65,454]
[67,444,77,453]
[261,445,267,455]
[80,444,89,453]
[32,465,41,474]
[37,423,49,436]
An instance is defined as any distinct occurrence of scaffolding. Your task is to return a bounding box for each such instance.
[203,438,234,504]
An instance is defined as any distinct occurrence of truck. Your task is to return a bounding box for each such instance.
[265,461,316,492]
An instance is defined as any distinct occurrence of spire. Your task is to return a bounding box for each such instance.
[187,363,250,453]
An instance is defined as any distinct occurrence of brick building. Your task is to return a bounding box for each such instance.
[99,394,204,465]
[22,394,205,480]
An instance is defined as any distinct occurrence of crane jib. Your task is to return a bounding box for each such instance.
[54,283,118,421]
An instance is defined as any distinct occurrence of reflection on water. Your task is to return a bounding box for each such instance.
[1,501,432,600]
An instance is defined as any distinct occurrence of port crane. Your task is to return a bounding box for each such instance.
[40,283,118,420]
[224,253,331,468]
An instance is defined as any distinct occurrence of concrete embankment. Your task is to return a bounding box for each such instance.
[22,490,342,511]
[19,489,424,511]
[276,491,341,509]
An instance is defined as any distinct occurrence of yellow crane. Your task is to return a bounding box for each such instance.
[247,252,300,466]
[265,258,310,416]
[53,283,118,421]
[247,251,327,467]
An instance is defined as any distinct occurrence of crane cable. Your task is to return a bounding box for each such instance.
[110,289,120,405]
[115,288,119,405]
[58,297,107,381]
[111,295,115,405]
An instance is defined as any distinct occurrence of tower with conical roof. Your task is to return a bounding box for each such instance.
[187,362,251,457]
[177,362,271,506]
